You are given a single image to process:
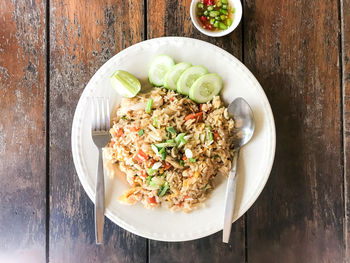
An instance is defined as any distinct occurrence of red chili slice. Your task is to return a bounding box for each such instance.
[200,16,207,22]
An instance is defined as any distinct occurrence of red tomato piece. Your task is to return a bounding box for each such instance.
[162,161,172,170]
[214,132,219,140]
[148,196,157,204]
[140,170,147,177]
[116,128,124,137]
[185,113,195,121]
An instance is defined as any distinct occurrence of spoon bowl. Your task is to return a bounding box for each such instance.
[227,97,255,148]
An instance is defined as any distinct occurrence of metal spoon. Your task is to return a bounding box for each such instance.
[223,97,255,243]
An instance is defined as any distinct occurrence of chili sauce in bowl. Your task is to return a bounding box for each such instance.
[190,0,242,37]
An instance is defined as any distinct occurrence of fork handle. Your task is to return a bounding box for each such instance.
[95,148,105,244]
[222,151,238,243]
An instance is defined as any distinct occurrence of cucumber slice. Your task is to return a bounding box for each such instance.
[110,70,141,98]
[148,55,175,86]
[177,66,208,95]
[164,62,192,90]
[189,73,223,103]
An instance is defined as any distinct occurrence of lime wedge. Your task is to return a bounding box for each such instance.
[110,70,141,98]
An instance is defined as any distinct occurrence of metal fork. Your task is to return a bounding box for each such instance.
[91,97,110,244]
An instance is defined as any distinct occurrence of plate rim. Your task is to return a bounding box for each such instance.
[71,36,276,242]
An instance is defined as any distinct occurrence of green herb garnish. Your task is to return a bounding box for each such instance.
[138,129,145,136]
[158,182,170,197]
[208,132,214,142]
[153,117,159,128]
[148,168,156,176]
[145,99,153,113]
[179,160,184,166]
[147,175,152,184]
[189,158,196,163]
[166,126,176,134]
[159,147,167,160]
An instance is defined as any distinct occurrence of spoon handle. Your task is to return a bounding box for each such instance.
[222,151,239,243]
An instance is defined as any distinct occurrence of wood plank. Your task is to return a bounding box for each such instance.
[0,0,47,262]
[244,0,344,262]
[49,0,146,262]
[147,1,245,262]
[342,0,350,261]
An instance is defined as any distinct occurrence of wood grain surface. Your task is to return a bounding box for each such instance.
[244,0,344,262]
[147,1,245,262]
[342,0,350,261]
[0,0,349,262]
[49,0,146,262]
[0,0,47,262]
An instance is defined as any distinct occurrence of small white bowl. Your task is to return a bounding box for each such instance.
[190,0,242,37]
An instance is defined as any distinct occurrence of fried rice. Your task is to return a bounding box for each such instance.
[103,88,235,212]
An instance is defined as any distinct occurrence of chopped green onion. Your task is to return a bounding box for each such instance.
[153,117,159,128]
[159,147,166,160]
[121,115,127,120]
[197,2,203,8]
[189,158,196,163]
[210,18,215,25]
[145,99,153,113]
[204,10,209,16]
[151,144,159,154]
[138,129,144,136]
[206,126,212,131]
[158,182,170,197]
[148,168,156,175]
[213,21,219,28]
[220,15,226,20]
[155,143,167,148]
[179,160,184,166]
[216,0,222,7]
[175,133,187,147]
[149,180,158,187]
[226,18,232,26]
[222,4,228,9]
[155,140,176,148]
[147,175,152,184]
[202,183,209,190]
[208,132,214,142]
[166,126,176,134]
[161,151,166,160]
[232,7,236,13]
[221,0,227,3]
[161,173,167,178]
[207,5,214,11]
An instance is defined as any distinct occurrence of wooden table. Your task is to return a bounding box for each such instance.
[1,0,349,262]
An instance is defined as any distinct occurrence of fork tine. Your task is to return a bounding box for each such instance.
[101,98,106,131]
[96,98,101,131]
[106,99,110,131]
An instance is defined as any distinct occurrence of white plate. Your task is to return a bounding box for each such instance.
[71,37,276,242]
